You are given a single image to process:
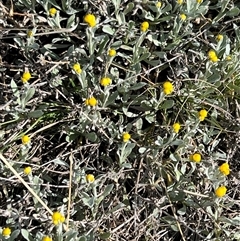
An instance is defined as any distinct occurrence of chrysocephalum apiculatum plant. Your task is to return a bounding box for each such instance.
[0,0,240,240]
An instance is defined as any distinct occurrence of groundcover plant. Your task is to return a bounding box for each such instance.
[0,0,240,240]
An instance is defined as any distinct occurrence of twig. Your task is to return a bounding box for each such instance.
[0,152,53,215]
[66,152,73,230]
[182,189,209,198]
[163,182,187,241]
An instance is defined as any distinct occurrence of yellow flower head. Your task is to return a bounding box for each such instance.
[21,72,31,83]
[27,30,33,38]
[22,135,31,145]
[24,166,32,175]
[73,63,82,74]
[156,1,162,8]
[208,50,217,58]
[172,123,181,133]
[108,49,117,57]
[85,97,97,107]
[180,14,187,21]
[199,109,208,121]
[208,50,219,62]
[84,14,96,27]
[219,163,230,176]
[196,0,203,3]
[215,186,227,198]
[226,55,231,61]
[86,174,95,183]
[122,132,131,142]
[42,236,52,241]
[216,34,223,41]
[211,55,219,62]
[2,227,11,237]
[141,21,149,32]
[100,77,111,87]
[52,211,65,225]
[190,153,201,163]
[177,0,183,4]
[49,8,57,17]
[163,81,174,95]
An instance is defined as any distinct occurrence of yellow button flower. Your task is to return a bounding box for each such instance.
[122,132,131,142]
[156,1,162,8]
[24,166,32,175]
[86,174,95,183]
[199,109,208,121]
[2,227,11,237]
[208,50,219,62]
[84,14,96,27]
[100,77,111,87]
[180,14,187,21]
[211,55,219,62]
[42,236,52,241]
[215,186,227,198]
[219,163,230,176]
[172,123,181,133]
[177,0,183,4]
[208,50,216,58]
[190,153,201,163]
[52,211,65,225]
[85,97,97,107]
[108,49,117,57]
[196,0,203,3]
[226,55,231,61]
[163,81,174,95]
[216,34,223,41]
[49,8,57,17]
[141,21,149,32]
[73,63,82,74]
[27,30,33,38]
[21,72,31,83]
[22,135,31,145]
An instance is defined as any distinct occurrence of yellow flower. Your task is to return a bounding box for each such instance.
[52,211,65,225]
[27,30,33,38]
[86,174,95,183]
[196,0,203,3]
[199,109,208,121]
[122,132,131,142]
[84,14,96,27]
[180,14,187,21]
[215,186,227,198]
[49,8,57,17]
[226,55,231,61]
[163,81,174,95]
[208,50,216,58]
[22,135,31,145]
[2,227,11,237]
[100,77,111,87]
[42,236,52,241]
[108,49,117,57]
[190,153,201,163]
[21,72,31,83]
[85,97,97,107]
[219,163,230,176]
[216,34,223,41]
[141,21,149,32]
[156,1,162,8]
[211,55,219,62]
[208,50,219,62]
[24,166,32,175]
[73,63,82,74]
[177,0,183,4]
[172,123,181,133]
